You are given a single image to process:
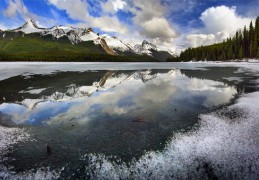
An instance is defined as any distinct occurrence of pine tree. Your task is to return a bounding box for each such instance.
[239,46,244,59]
[256,17,259,50]
[250,33,258,58]
[227,46,233,59]
[243,26,249,57]
[168,16,259,62]
[249,21,254,41]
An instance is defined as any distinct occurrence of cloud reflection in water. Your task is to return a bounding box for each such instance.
[0,69,237,128]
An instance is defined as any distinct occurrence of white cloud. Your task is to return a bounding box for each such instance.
[200,6,252,35]
[90,16,128,34]
[111,0,126,11]
[4,0,17,17]
[186,34,216,48]
[4,0,34,19]
[140,17,177,42]
[101,1,114,13]
[4,0,56,28]
[186,32,229,48]
[47,0,89,21]
[102,0,126,13]
[130,0,165,22]
[3,0,176,50]
[120,0,178,50]
[47,0,128,34]
[185,6,254,48]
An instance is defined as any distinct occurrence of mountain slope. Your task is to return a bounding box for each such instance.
[0,19,174,61]
[99,35,133,53]
[134,40,172,61]
[13,19,46,34]
[0,32,105,54]
[0,32,157,62]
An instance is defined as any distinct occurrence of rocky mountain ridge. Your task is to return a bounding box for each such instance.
[1,19,175,61]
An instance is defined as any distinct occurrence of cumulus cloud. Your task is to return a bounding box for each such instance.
[101,0,126,14]
[47,0,128,34]
[3,0,177,49]
[121,0,178,49]
[140,17,177,42]
[4,0,35,19]
[186,32,229,48]
[4,0,55,27]
[90,16,128,34]
[48,0,89,21]
[186,6,254,48]
[200,6,252,35]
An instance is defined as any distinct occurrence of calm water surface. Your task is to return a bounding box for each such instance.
[0,62,258,179]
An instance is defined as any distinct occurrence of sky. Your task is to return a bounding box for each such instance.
[0,0,258,53]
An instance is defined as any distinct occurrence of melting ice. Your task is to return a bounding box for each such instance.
[0,62,259,179]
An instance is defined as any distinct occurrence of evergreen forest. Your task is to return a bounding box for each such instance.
[169,17,259,62]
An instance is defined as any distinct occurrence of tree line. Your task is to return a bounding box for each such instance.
[0,52,157,62]
[169,16,259,62]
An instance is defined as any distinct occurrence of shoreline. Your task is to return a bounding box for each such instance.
[0,58,258,63]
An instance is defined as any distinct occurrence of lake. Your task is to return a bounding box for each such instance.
[0,62,259,179]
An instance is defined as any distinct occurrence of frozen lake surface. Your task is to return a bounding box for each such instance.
[0,62,259,179]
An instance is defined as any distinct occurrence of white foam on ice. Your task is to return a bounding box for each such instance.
[85,91,259,179]
[0,166,59,180]
[0,126,30,158]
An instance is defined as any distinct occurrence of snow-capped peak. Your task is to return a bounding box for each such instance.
[133,40,157,56]
[99,34,132,52]
[167,50,177,56]
[14,19,45,34]
[142,40,149,44]
[142,40,157,50]
[7,19,173,59]
[23,19,38,28]
[80,30,99,42]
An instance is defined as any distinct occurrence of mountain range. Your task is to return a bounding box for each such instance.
[0,19,174,62]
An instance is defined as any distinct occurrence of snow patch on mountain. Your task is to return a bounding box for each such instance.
[43,28,66,38]
[80,29,99,42]
[167,50,177,56]
[66,30,81,44]
[50,25,73,31]
[42,25,74,38]
[134,40,157,56]
[7,19,175,58]
[14,19,45,34]
[100,35,132,52]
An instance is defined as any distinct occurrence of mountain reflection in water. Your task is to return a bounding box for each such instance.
[0,65,258,178]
